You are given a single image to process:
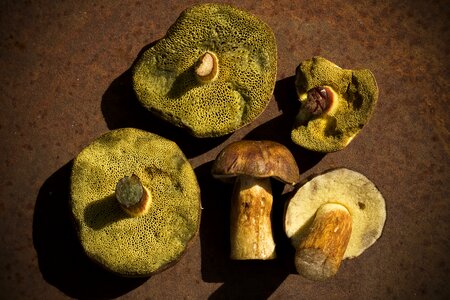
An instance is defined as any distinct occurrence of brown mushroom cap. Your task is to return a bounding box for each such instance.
[212,140,300,185]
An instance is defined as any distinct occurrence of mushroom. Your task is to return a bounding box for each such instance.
[284,168,386,280]
[291,56,379,152]
[71,128,201,276]
[212,140,300,260]
[133,3,277,138]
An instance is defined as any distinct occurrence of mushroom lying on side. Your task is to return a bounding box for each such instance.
[291,56,379,152]
[212,140,300,260]
[284,168,386,280]
[133,3,277,137]
[71,128,201,277]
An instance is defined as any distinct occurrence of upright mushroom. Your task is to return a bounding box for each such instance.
[284,168,386,280]
[291,56,379,152]
[71,128,201,276]
[212,140,300,260]
[133,3,277,137]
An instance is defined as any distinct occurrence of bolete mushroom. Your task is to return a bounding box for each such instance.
[284,168,386,280]
[70,128,201,276]
[212,140,300,260]
[291,56,379,152]
[133,3,277,138]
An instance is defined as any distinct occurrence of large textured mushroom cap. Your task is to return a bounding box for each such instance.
[70,128,201,277]
[133,3,277,137]
[291,56,378,152]
[211,140,300,185]
[284,168,386,259]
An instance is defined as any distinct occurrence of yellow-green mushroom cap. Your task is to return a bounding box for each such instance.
[132,3,277,138]
[70,128,201,277]
[291,56,378,152]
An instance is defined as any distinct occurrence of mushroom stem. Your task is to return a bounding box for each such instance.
[296,86,337,124]
[230,175,276,260]
[295,203,352,280]
[115,174,152,217]
[195,51,219,83]
[304,86,332,116]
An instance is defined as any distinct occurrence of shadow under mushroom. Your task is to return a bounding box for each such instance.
[101,41,229,159]
[84,195,128,230]
[197,76,328,298]
[33,161,148,299]
[246,76,326,174]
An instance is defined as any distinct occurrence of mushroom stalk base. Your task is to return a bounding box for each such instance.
[195,51,219,83]
[230,175,275,260]
[121,186,152,217]
[115,175,152,217]
[295,203,352,280]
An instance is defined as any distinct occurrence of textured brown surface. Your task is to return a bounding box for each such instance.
[1,0,449,299]
[212,140,300,184]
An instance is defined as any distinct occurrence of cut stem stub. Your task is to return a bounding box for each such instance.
[115,174,152,217]
[304,86,333,116]
[230,175,276,260]
[295,203,352,280]
[195,51,219,83]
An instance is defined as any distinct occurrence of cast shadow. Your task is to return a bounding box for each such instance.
[33,161,148,299]
[101,41,228,159]
[246,75,326,174]
[84,195,127,230]
[198,76,327,298]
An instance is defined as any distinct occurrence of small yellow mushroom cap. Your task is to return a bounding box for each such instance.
[291,56,379,152]
[133,3,277,137]
[70,128,201,276]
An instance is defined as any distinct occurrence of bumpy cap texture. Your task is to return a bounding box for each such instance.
[292,56,378,152]
[133,3,277,137]
[70,128,201,276]
[212,140,300,185]
[284,168,386,259]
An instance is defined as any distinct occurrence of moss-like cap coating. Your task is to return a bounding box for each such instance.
[291,56,378,152]
[133,3,277,137]
[70,128,201,277]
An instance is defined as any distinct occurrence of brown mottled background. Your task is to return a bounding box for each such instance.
[1,0,449,299]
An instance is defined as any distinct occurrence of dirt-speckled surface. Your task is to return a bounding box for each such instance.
[1,0,449,299]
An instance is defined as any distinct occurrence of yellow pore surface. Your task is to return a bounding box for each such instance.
[133,3,277,137]
[292,56,379,152]
[71,128,201,276]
